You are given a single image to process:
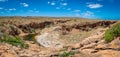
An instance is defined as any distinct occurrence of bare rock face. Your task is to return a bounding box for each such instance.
[35,26,64,49]
[80,28,105,46]
[80,36,120,57]
[95,38,120,50]
[17,21,54,33]
[78,39,120,57]
[0,44,17,57]
[63,27,120,57]
[35,33,63,49]
[95,50,120,57]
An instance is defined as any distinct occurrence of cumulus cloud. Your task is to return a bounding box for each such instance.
[9,8,16,11]
[81,11,94,17]
[0,7,3,10]
[87,3,103,9]
[48,1,50,4]
[0,0,7,2]
[20,3,29,7]
[61,3,68,6]
[29,8,40,13]
[67,8,71,10]
[51,2,56,5]
[47,1,56,6]
[47,0,68,10]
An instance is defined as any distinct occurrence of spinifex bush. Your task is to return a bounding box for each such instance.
[104,22,120,42]
[24,34,36,41]
[9,25,20,36]
[59,51,75,57]
[0,34,29,49]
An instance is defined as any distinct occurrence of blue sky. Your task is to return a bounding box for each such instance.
[0,0,120,19]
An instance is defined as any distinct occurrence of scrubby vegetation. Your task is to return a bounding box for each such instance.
[59,51,75,57]
[104,22,120,42]
[0,34,29,48]
[24,34,36,41]
[9,25,20,36]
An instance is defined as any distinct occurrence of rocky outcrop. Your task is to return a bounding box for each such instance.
[64,27,120,57]
[0,20,116,36]
[56,19,71,24]
[0,44,18,57]
[35,26,64,49]
[73,21,116,30]
[0,19,118,57]
[17,21,54,33]
[0,42,60,57]
[60,21,116,35]
[80,38,120,57]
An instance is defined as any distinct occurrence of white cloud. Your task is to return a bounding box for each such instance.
[51,2,56,5]
[87,3,103,9]
[61,3,68,6]
[48,1,56,6]
[67,8,71,10]
[48,1,50,4]
[74,10,81,12]
[0,7,3,10]
[9,8,16,11]
[0,0,7,2]
[81,11,94,17]
[20,3,29,7]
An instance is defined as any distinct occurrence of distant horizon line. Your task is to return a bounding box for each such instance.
[0,16,119,20]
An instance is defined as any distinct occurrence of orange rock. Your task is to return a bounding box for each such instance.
[2,53,15,57]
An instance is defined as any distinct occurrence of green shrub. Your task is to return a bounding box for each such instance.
[45,24,51,28]
[0,34,29,49]
[74,19,77,22]
[24,34,36,41]
[104,30,115,42]
[59,51,75,57]
[104,22,120,42]
[9,25,15,30]
[30,28,35,33]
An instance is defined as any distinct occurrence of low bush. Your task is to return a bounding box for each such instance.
[29,28,35,33]
[45,24,51,28]
[104,22,120,42]
[24,34,36,41]
[0,34,29,49]
[59,51,75,57]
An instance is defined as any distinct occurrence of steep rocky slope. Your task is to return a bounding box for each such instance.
[0,17,118,57]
